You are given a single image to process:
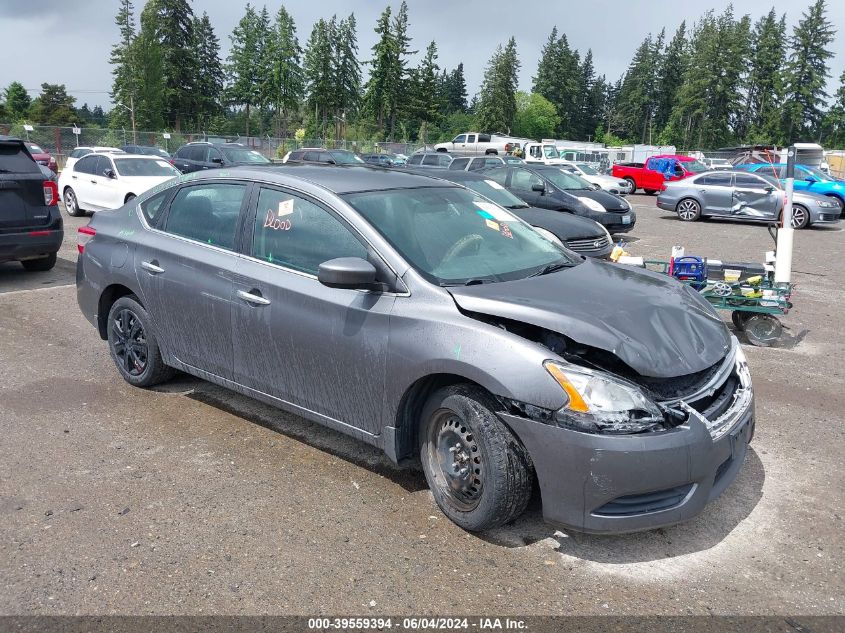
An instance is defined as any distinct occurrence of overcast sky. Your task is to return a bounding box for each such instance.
[1,0,843,112]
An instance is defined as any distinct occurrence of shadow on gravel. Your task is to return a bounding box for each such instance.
[151,374,428,494]
[0,257,76,294]
[480,448,765,563]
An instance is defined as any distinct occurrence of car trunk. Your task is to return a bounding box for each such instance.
[0,140,49,229]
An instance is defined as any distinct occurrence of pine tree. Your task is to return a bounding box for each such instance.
[410,41,441,141]
[445,63,468,114]
[4,82,31,119]
[227,4,263,137]
[387,1,414,139]
[109,0,137,130]
[781,0,836,142]
[476,37,520,133]
[655,22,688,133]
[333,14,361,138]
[617,34,659,142]
[741,10,786,142]
[193,12,223,129]
[362,6,393,134]
[28,84,77,125]
[133,1,165,130]
[822,70,845,147]
[264,5,303,139]
[303,18,334,137]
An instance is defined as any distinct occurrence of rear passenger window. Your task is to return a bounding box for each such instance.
[450,158,469,170]
[422,155,439,166]
[164,183,247,250]
[700,173,732,186]
[75,155,97,174]
[251,187,367,275]
[407,155,423,165]
[0,142,39,173]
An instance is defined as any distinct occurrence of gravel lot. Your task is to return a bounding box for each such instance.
[1,195,843,616]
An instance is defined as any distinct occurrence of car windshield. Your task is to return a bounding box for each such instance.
[344,187,579,285]
[460,178,529,209]
[221,148,270,163]
[330,150,365,164]
[543,145,558,158]
[542,168,593,190]
[114,158,180,177]
[684,160,708,173]
[575,163,599,175]
[801,166,833,181]
[27,144,45,154]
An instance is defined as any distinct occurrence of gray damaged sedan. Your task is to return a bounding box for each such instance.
[77,165,755,534]
[657,169,841,229]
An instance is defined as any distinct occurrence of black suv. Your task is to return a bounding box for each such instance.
[172,142,271,173]
[0,136,63,271]
[283,148,365,165]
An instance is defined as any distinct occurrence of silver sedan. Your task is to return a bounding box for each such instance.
[657,170,841,229]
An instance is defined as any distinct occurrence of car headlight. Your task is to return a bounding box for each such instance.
[816,199,838,208]
[733,340,752,389]
[544,361,665,434]
[577,197,607,213]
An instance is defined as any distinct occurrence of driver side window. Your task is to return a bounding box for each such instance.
[511,169,543,192]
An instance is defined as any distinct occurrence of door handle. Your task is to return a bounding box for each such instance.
[90,180,97,184]
[141,261,165,274]
[71,175,77,180]
[237,289,271,306]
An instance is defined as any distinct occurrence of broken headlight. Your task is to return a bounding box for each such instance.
[544,361,665,434]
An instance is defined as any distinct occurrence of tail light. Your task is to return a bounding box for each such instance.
[77,225,96,254]
[43,180,58,206]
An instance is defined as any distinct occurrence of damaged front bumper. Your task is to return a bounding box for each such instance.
[499,343,755,534]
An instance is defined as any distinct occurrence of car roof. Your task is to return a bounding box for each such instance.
[231,164,458,194]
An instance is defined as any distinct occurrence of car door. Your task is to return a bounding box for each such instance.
[86,155,116,210]
[98,155,126,209]
[67,154,98,208]
[697,172,734,215]
[134,181,251,379]
[452,134,467,152]
[232,185,394,434]
[508,167,546,207]
[465,134,477,154]
[733,173,779,219]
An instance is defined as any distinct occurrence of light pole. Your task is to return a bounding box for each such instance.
[117,96,136,144]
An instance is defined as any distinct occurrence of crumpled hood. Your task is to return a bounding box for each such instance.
[448,259,731,378]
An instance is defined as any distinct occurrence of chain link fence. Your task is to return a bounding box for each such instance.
[0,123,422,170]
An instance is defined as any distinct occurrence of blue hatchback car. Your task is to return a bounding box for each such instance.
[736,163,845,214]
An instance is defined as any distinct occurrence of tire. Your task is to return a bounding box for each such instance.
[419,384,534,532]
[64,187,81,217]
[21,252,57,272]
[106,295,175,388]
[731,310,750,331]
[644,189,658,195]
[676,198,702,222]
[789,204,810,229]
[623,177,636,193]
[743,314,782,347]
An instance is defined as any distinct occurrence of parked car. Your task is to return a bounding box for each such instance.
[406,152,453,168]
[448,155,510,172]
[433,132,530,156]
[480,164,636,233]
[121,144,171,159]
[612,155,708,193]
[65,146,124,171]
[361,153,403,167]
[737,163,845,213]
[283,148,366,165]
[0,136,62,271]
[24,142,58,175]
[702,157,733,171]
[406,168,613,258]
[59,153,180,216]
[657,170,841,229]
[172,142,271,173]
[76,165,753,534]
[561,162,632,195]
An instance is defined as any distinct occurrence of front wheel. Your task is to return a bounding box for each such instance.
[107,295,175,388]
[677,198,702,221]
[64,187,81,216]
[790,205,810,229]
[419,385,534,532]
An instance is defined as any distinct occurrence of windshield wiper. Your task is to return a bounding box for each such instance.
[528,261,577,278]
[506,203,530,209]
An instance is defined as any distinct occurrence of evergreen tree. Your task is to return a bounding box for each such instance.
[445,63,468,114]
[28,84,77,125]
[742,10,786,142]
[410,41,441,141]
[132,0,165,130]
[655,22,688,132]
[227,4,263,136]
[387,1,414,139]
[109,0,137,130]
[362,6,393,133]
[303,18,334,136]
[193,12,224,129]
[333,14,361,137]
[4,82,31,119]
[781,0,836,142]
[822,70,845,147]
[476,37,520,133]
[264,5,303,139]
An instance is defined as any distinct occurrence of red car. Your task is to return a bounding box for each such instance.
[612,154,707,194]
[25,142,58,175]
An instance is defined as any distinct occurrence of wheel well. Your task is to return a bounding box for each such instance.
[485,149,498,155]
[391,374,487,462]
[435,147,447,153]
[97,284,138,340]
[124,193,136,203]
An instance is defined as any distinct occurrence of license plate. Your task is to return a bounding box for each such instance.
[622,215,631,224]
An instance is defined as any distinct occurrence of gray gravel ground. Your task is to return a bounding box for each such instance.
[0,195,842,616]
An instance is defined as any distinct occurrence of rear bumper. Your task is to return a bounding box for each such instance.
[0,228,63,263]
[656,197,676,211]
[499,395,754,534]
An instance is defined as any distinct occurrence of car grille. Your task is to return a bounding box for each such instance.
[593,483,695,517]
[565,235,611,252]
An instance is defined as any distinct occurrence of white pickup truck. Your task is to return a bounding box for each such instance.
[434,132,530,156]
[522,141,568,165]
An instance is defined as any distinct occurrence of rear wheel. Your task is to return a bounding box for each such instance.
[107,295,175,388]
[419,385,533,532]
[64,187,81,216]
[677,198,701,221]
[21,253,57,272]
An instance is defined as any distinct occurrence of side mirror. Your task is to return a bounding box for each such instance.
[211,157,224,165]
[326,159,336,165]
[804,176,817,184]
[531,182,546,193]
[104,169,116,179]
[318,257,377,290]
[764,186,775,193]
[591,183,601,190]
